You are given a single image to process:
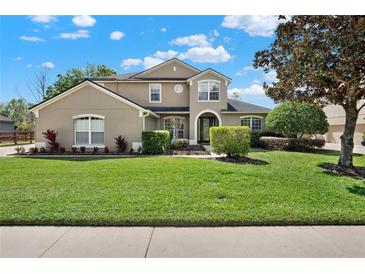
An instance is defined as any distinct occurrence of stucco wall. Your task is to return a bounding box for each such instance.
[188,72,229,142]
[104,82,189,108]
[324,124,365,146]
[35,85,143,151]
[136,61,197,79]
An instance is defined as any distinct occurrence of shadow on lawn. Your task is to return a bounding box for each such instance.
[347,183,365,196]
[318,162,365,180]
[215,156,268,165]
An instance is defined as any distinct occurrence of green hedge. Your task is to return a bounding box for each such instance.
[259,136,325,152]
[142,130,170,155]
[210,126,251,158]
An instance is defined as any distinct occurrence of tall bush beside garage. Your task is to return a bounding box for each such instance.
[142,130,170,154]
[210,126,251,159]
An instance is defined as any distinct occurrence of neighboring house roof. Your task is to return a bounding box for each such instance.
[0,114,13,122]
[93,72,138,81]
[29,79,159,118]
[186,68,232,83]
[222,99,271,114]
[146,106,190,113]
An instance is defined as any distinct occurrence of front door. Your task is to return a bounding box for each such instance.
[198,117,218,143]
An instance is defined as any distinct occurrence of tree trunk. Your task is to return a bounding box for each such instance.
[338,106,358,168]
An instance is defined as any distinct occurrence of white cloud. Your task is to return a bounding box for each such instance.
[41,62,55,69]
[72,15,96,27]
[110,31,125,40]
[26,64,32,68]
[264,70,277,82]
[170,34,210,47]
[10,57,22,61]
[121,58,142,70]
[59,30,90,40]
[222,15,281,37]
[19,36,46,42]
[143,56,164,69]
[213,29,220,37]
[179,45,231,63]
[29,15,57,23]
[153,50,178,60]
[161,27,167,32]
[235,66,256,76]
[229,84,265,97]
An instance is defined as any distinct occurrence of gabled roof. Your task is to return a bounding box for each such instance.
[145,106,189,113]
[187,68,232,83]
[0,114,13,122]
[29,79,159,118]
[222,99,271,114]
[128,58,200,79]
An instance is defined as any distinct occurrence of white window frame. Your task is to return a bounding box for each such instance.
[240,115,264,132]
[197,80,220,102]
[73,114,105,147]
[163,116,185,139]
[149,83,162,103]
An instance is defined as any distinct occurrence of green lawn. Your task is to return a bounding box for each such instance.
[1,151,365,226]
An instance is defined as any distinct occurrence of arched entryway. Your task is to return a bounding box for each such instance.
[194,109,222,144]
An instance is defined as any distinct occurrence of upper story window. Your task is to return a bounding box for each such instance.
[74,114,104,146]
[149,83,161,103]
[198,80,220,102]
[240,116,263,132]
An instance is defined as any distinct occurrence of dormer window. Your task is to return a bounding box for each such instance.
[198,80,220,102]
[149,83,161,103]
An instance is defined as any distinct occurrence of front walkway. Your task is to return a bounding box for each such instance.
[1,226,365,258]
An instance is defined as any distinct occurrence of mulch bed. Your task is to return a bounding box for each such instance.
[216,156,268,165]
[318,163,365,179]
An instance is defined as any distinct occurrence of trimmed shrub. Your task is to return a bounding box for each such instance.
[210,126,251,159]
[142,130,170,155]
[251,131,283,147]
[171,138,189,149]
[15,146,26,155]
[42,129,60,152]
[80,146,86,153]
[259,136,325,152]
[29,147,38,154]
[59,147,66,153]
[39,147,47,153]
[266,102,329,138]
[93,146,99,154]
[104,146,109,154]
[71,147,77,153]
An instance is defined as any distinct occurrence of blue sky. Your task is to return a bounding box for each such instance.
[0,15,280,107]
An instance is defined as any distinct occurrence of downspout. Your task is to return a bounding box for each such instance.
[142,111,150,131]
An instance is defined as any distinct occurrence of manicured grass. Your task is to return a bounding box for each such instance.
[1,151,365,226]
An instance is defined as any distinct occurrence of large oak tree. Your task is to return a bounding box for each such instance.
[254,16,365,168]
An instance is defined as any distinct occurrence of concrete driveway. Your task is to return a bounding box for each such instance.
[1,226,365,258]
[0,144,34,156]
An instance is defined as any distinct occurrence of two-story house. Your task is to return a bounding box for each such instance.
[30,58,271,150]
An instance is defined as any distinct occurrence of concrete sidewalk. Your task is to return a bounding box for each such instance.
[0,144,34,157]
[1,226,365,258]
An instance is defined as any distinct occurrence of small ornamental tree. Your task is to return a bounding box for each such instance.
[115,135,128,153]
[42,129,59,152]
[254,16,365,168]
[266,102,329,138]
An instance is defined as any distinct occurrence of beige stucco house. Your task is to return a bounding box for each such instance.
[30,58,270,151]
[323,101,365,146]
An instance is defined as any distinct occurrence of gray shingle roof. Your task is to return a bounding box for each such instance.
[0,114,13,122]
[146,106,189,112]
[223,99,271,114]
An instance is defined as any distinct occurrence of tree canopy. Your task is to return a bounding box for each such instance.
[0,99,35,131]
[254,16,365,167]
[46,64,117,98]
[265,102,329,138]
